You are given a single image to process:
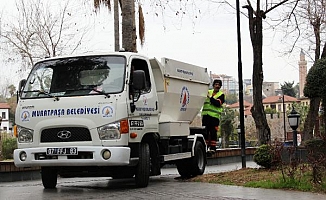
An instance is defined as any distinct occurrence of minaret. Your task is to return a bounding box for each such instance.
[298,49,307,97]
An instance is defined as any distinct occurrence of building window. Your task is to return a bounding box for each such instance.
[1,112,5,119]
[3,127,7,131]
[271,104,276,110]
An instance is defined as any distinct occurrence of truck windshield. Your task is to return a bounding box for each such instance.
[21,55,126,99]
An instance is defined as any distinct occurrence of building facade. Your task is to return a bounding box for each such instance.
[262,95,300,113]
[0,103,11,133]
[209,73,239,95]
[263,82,280,97]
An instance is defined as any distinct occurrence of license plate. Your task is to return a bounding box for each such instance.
[46,147,78,155]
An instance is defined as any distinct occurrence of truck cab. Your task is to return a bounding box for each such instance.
[14,52,210,188]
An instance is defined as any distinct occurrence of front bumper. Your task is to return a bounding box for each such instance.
[14,146,131,167]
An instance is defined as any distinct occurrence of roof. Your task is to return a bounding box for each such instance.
[228,100,253,108]
[262,95,299,104]
[228,100,253,116]
[0,103,10,109]
[244,106,252,116]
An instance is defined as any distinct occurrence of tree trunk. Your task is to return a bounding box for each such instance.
[303,97,320,141]
[244,6,271,145]
[131,2,137,52]
[121,0,135,52]
[221,121,231,148]
[114,0,119,51]
[302,42,326,142]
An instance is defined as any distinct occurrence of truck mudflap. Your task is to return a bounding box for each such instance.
[13,146,131,167]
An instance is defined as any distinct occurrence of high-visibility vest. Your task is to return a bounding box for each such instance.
[201,89,223,119]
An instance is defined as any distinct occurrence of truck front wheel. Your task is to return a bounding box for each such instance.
[41,167,58,189]
[135,142,150,187]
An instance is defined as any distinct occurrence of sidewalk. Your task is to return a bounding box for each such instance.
[161,161,326,200]
[161,161,258,175]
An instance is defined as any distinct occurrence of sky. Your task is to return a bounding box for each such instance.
[0,0,313,94]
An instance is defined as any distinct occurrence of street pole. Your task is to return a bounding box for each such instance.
[236,0,246,168]
[282,95,286,141]
[293,129,298,147]
[0,117,2,160]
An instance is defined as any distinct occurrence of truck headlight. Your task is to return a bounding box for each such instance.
[97,122,121,140]
[17,126,34,143]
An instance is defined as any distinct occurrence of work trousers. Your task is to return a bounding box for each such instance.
[202,114,219,151]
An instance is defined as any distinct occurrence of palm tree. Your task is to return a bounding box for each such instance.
[93,0,145,53]
[114,0,119,51]
[121,0,135,52]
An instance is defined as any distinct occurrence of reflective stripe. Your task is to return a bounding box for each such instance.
[202,108,222,114]
[206,140,217,146]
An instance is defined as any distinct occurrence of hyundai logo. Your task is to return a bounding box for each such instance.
[57,130,72,139]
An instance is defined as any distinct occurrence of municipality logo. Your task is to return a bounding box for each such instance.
[102,105,114,118]
[179,86,190,111]
[21,111,30,122]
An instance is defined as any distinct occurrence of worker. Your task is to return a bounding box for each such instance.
[201,79,225,155]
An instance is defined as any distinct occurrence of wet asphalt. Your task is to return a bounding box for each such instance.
[0,161,325,199]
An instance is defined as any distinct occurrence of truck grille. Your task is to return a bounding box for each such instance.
[40,127,92,143]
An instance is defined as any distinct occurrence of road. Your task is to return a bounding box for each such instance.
[0,162,325,200]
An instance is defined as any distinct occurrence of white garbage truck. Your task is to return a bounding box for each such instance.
[13,51,210,188]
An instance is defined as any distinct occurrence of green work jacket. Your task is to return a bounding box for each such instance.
[201,89,223,119]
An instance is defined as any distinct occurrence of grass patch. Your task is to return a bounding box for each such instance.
[190,167,326,194]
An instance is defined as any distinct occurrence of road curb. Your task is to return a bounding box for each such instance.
[0,155,254,182]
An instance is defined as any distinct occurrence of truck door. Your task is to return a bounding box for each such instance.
[128,57,159,136]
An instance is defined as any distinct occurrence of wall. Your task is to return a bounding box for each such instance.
[192,114,292,142]
[237,114,292,141]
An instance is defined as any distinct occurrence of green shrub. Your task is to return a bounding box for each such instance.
[305,138,326,158]
[304,138,326,183]
[253,144,272,168]
[2,138,17,160]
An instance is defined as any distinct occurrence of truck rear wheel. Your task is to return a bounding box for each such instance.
[41,167,58,189]
[176,141,206,178]
[193,141,206,175]
[135,142,150,187]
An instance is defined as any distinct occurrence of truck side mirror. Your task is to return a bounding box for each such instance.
[129,70,146,113]
[18,79,27,96]
[133,70,146,90]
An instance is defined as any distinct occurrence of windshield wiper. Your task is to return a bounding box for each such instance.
[38,90,60,101]
[23,90,59,101]
[91,88,111,98]
[66,87,110,98]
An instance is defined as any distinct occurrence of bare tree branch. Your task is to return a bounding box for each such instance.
[0,0,89,70]
[264,0,291,15]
